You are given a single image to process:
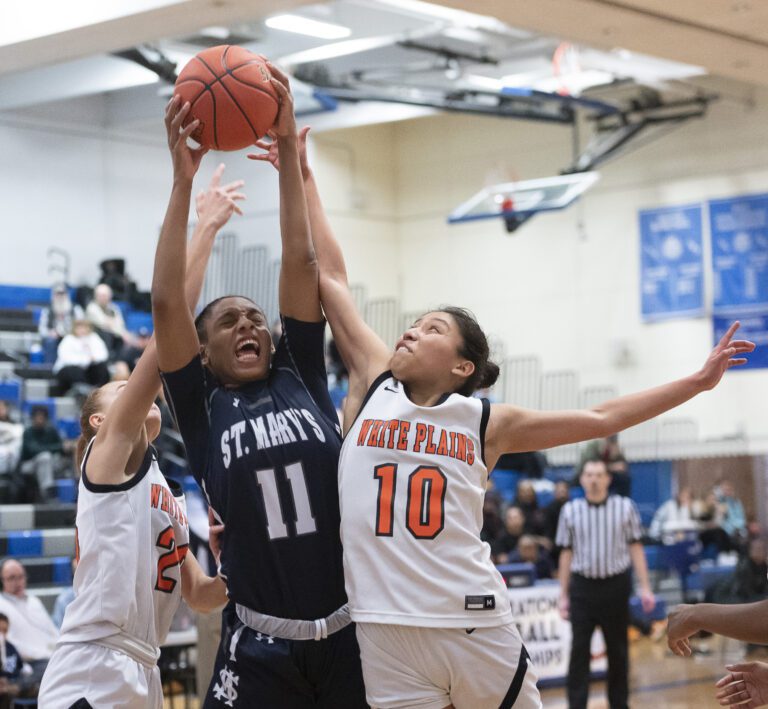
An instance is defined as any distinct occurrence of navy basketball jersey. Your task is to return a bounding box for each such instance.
[162,316,346,620]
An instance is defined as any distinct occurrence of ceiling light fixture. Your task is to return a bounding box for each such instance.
[265,14,352,40]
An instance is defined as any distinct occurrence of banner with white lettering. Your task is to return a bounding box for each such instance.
[639,204,704,321]
[508,583,606,682]
[709,193,768,314]
[713,312,768,370]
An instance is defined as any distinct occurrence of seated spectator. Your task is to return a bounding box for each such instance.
[85,284,132,356]
[543,481,570,542]
[707,538,768,605]
[38,284,84,364]
[20,407,64,501]
[481,481,504,546]
[515,480,547,535]
[492,506,526,563]
[510,535,554,580]
[717,479,747,550]
[0,560,58,692]
[0,612,22,708]
[53,319,110,394]
[0,402,16,425]
[51,559,77,630]
[694,489,733,553]
[649,487,697,543]
[117,326,151,371]
[0,404,22,479]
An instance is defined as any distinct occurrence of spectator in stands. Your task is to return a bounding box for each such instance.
[492,506,526,563]
[50,559,77,630]
[717,479,748,550]
[510,535,553,580]
[649,487,697,542]
[707,537,768,606]
[85,284,131,356]
[0,612,22,708]
[695,489,733,553]
[0,559,57,690]
[580,434,631,496]
[515,479,547,535]
[481,481,504,546]
[53,319,110,395]
[38,284,84,364]
[117,326,151,371]
[544,481,570,541]
[0,402,14,425]
[20,407,63,501]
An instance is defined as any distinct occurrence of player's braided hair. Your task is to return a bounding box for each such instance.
[439,306,500,396]
[76,387,104,468]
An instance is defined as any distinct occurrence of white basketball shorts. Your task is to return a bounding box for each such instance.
[38,642,162,709]
[356,621,542,709]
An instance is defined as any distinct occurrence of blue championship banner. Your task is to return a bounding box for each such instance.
[639,204,704,321]
[714,313,768,370]
[709,193,768,314]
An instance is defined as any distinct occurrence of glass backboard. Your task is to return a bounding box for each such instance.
[448,171,600,224]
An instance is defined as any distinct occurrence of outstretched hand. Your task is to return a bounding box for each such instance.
[247,126,311,179]
[666,604,698,657]
[196,163,246,230]
[164,95,207,181]
[716,662,768,708]
[266,61,297,139]
[698,321,755,390]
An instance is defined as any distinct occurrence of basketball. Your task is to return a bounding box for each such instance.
[174,45,279,151]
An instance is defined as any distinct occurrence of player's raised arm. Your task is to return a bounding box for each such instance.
[152,96,209,374]
[265,63,321,323]
[249,124,390,424]
[484,322,755,470]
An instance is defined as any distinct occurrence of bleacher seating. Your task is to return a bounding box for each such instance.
[0,503,76,613]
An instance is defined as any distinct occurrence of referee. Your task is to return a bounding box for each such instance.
[556,458,655,709]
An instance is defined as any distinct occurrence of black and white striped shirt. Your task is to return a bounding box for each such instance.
[555,495,643,579]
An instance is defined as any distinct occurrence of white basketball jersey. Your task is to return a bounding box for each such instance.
[339,373,512,628]
[59,441,189,649]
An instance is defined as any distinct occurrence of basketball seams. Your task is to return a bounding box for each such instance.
[178,48,277,148]
[175,78,210,108]
[194,54,223,149]
[215,78,260,143]
[226,70,279,102]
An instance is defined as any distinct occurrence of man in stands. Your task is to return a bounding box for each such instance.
[19,407,63,501]
[0,559,58,692]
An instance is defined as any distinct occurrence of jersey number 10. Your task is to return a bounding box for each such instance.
[374,464,447,540]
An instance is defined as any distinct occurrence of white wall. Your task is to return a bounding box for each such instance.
[0,95,285,290]
[388,91,768,444]
[2,84,767,445]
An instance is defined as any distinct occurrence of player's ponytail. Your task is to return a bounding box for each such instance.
[76,388,103,469]
[439,306,500,396]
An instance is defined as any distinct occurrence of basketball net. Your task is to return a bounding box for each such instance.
[552,42,583,96]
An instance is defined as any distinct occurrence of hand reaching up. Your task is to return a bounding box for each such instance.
[698,322,755,391]
[247,126,311,179]
[164,95,207,182]
[195,163,246,230]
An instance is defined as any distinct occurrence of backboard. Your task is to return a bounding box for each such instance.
[447,172,600,230]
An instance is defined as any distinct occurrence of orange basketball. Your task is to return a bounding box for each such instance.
[174,45,279,151]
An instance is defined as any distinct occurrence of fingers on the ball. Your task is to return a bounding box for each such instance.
[266,61,289,84]
[270,77,289,97]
